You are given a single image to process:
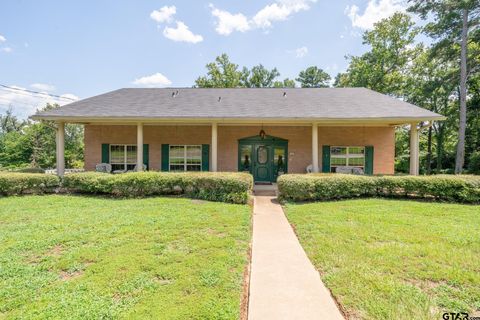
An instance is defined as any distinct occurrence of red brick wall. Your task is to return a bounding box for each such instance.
[84,124,395,174]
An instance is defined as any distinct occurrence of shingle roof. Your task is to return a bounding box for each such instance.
[32,87,445,122]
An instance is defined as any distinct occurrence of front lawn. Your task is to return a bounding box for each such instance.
[285,199,480,320]
[0,195,251,319]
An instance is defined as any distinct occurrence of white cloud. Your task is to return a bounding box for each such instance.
[150,5,176,23]
[0,35,5,43]
[0,85,79,119]
[345,0,406,30]
[132,72,172,87]
[209,4,250,35]
[210,0,316,35]
[293,46,308,58]
[31,83,56,92]
[1,47,12,53]
[163,21,203,43]
[252,0,314,29]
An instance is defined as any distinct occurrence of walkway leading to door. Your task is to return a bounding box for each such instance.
[248,195,344,320]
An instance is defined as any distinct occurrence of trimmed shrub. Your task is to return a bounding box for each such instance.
[278,174,480,203]
[0,173,61,195]
[15,167,46,174]
[63,172,253,204]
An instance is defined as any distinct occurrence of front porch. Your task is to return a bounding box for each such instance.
[54,121,423,180]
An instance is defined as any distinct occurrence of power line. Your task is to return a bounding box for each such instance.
[0,84,77,101]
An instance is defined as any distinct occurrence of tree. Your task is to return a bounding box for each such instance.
[195,54,243,88]
[195,54,283,88]
[409,0,480,173]
[335,12,419,96]
[273,78,296,88]
[0,103,84,169]
[241,64,280,88]
[296,66,331,88]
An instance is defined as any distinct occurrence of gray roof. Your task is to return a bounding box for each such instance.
[32,88,445,123]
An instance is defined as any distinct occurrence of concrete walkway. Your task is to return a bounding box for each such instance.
[248,195,344,320]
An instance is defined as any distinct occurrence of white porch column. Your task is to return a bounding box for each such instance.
[137,122,144,172]
[312,123,319,173]
[410,123,419,175]
[56,122,65,177]
[211,123,218,172]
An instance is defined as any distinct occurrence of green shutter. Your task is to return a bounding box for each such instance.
[102,144,109,163]
[365,146,374,175]
[322,145,330,173]
[161,144,169,171]
[202,144,210,171]
[143,144,149,170]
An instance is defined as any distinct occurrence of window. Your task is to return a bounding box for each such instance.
[169,145,202,172]
[110,144,137,171]
[240,145,252,172]
[330,146,365,173]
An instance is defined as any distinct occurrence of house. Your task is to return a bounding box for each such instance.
[32,88,445,182]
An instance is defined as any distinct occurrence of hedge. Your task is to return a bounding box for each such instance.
[63,172,253,204]
[0,173,61,195]
[277,174,480,203]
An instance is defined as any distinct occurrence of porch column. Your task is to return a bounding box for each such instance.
[312,123,319,173]
[56,122,65,177]
[137,122,143,172]
[211,123,218,172]
[410,122,419,175]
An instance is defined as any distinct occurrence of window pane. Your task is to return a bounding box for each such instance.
[348,157,364,166]
[110,145,124,163]
[331,147,347,155]
[348,147,365,155]
[186,165,201,172]
[331,157,347,166]
[126,145,137,164]
[111,164,125,171]
[257,146,268,164]
[170,165,185,172]
[186,146,201,165]
[240,145,252,171]
[274,147,286,171]
[170,146,185,159]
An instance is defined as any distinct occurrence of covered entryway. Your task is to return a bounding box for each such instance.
[238,135,288,183]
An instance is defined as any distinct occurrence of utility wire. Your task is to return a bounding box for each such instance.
[0,84,77,101]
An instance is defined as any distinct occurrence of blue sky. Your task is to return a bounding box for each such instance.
[0,0,407,118]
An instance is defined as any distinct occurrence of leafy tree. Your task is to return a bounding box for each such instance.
[408,0,480,173]
[241,64,280,88]
[0,104,84,169]
[273,78,296,88]
[195,54,243,88]
[195,54,284,88]
[335,12,419,96]
[296,66,331,88]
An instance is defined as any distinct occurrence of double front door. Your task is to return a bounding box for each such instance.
[238,136,288,183]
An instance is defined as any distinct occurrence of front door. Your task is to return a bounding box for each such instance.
[254,144,272,182]
[238,135,288,183]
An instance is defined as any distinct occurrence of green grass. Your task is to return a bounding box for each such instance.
[0,195,251,319]
[285,199,480,320]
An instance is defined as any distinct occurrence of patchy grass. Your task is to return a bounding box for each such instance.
[0,195,251,319]
[285,199,480,320]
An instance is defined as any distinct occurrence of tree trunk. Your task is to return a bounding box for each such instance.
[455,8,468,174]
[436,123,444,172]
[427,125,433,174]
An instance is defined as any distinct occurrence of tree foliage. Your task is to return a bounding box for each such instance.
[335,8,480,174]
[296,66,331,88]
[0,104,84,170]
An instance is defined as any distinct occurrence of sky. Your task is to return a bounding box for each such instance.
[0,0,409,118]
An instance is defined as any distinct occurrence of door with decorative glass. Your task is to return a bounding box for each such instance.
[254,144,272,182]
[238,135,288,183]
